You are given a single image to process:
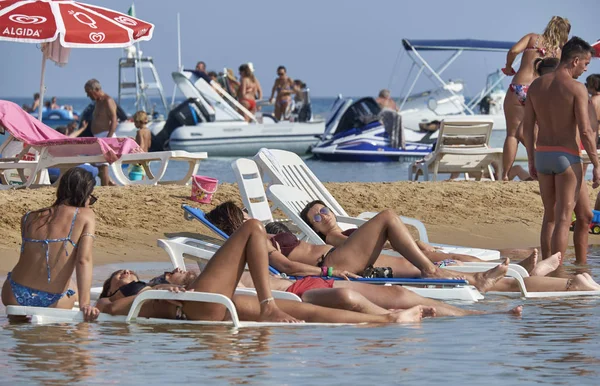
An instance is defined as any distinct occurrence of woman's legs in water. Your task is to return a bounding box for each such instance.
[182,219,298,322]
[502,91,525,181]
[332,281,489,317]
[233,294,434,323]
[491,274,599,292]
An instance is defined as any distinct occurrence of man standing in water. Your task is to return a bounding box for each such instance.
[523,37,600,262]
[84,79,117,186]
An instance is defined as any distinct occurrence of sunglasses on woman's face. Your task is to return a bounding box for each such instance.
[89,194,98,206]
[312,207,330,223]
[277,72,285,76]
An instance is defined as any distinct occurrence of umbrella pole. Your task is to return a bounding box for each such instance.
[38,54,47,121]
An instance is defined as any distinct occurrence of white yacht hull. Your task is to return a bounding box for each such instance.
[168,121,324,156]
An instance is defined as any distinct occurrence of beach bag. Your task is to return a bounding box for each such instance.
[362,265,394,278]
[190,175,218,204]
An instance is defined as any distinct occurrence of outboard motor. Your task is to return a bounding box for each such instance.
[151,98,214,151]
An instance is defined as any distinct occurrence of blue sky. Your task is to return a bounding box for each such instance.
[1,0,598,99]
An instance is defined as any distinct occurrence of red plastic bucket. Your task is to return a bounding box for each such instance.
[190,175,218,204]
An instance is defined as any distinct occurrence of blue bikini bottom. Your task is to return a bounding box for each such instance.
[7,272,75,307]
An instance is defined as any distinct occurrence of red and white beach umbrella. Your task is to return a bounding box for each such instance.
[593,40,600,58]
[0,0,154,118]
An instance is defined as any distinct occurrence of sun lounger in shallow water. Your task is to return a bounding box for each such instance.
[251,148,500,261]
[176,205,484,302]
[181,205,600,300]
[6,289,355,327]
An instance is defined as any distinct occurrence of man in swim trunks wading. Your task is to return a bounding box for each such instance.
[523,37,600,262]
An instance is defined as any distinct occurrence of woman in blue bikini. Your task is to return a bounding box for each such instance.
[1,168,99,321]
[501,16,570,181]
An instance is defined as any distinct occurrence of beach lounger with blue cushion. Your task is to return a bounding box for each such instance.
[179,204,485,301]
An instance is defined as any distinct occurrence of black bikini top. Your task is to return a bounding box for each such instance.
[341,228,357,237]
[270,232,301,257]
[113,281,148,298]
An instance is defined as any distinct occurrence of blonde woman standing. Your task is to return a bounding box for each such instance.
[501,16,571,181]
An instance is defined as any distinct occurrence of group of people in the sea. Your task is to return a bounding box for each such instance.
[3,15,600,325]
[191,61,308,122]
[4,166,600,324]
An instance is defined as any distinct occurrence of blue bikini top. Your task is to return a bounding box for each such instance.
[21,208,79,283]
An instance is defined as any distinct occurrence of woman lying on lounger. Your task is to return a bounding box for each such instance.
[150,267,523,318]
[207,202,600,294]
[298,200,600,293]
[207,202,512,292]
[96,220,434,324]
[300,200,562,277]
[1,168,99,321]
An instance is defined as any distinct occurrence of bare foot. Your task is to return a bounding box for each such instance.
[518,249,538,274]
[387,306,430,323]
[581,273,600,290]
[470,258,510,293]
[508,305,523,316]
[258,303,303,323]
[422,266,466,281]
[530,252,561,277]
[567,274,599,292]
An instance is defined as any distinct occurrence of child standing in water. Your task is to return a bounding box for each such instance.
[133,111,151,152]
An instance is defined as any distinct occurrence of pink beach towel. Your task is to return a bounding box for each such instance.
[0,100,142,163]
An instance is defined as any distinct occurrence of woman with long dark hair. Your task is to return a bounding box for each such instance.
[1,168,99,321]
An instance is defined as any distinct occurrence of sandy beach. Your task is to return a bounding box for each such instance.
[1,180,598,274]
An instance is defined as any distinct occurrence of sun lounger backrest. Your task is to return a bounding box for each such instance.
[436,119,494,152]
[181,204,282,275]
[254,148,348,217]
[232,158,273,223]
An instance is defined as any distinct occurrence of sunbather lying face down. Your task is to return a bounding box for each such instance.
[1,167,99,322]
[95,220,435,324]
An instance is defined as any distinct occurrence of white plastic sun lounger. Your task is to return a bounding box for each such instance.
[7,290,355,327]
[159,235,484,302]
[233,157,512,276]
[253,148,500,260]
[408,119,503,181]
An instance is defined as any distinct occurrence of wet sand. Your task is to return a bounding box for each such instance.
[1,181,597,273]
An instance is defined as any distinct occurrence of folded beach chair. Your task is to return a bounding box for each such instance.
[0,100,207,188]
[253,148,500,260]
[408,119,503,181]
[180,204,485,301]
[8,289,353,327]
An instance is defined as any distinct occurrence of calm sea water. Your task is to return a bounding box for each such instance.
[2,97,600,385]
[1,255,600,385]
[1,96,535,184]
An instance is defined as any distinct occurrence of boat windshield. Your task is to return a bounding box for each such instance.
[335,98,381,135]
[486,71,505,93]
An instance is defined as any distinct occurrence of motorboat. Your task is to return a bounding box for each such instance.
[150,71,325,156]
[397,39,516,132]
[311,96,434,162]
